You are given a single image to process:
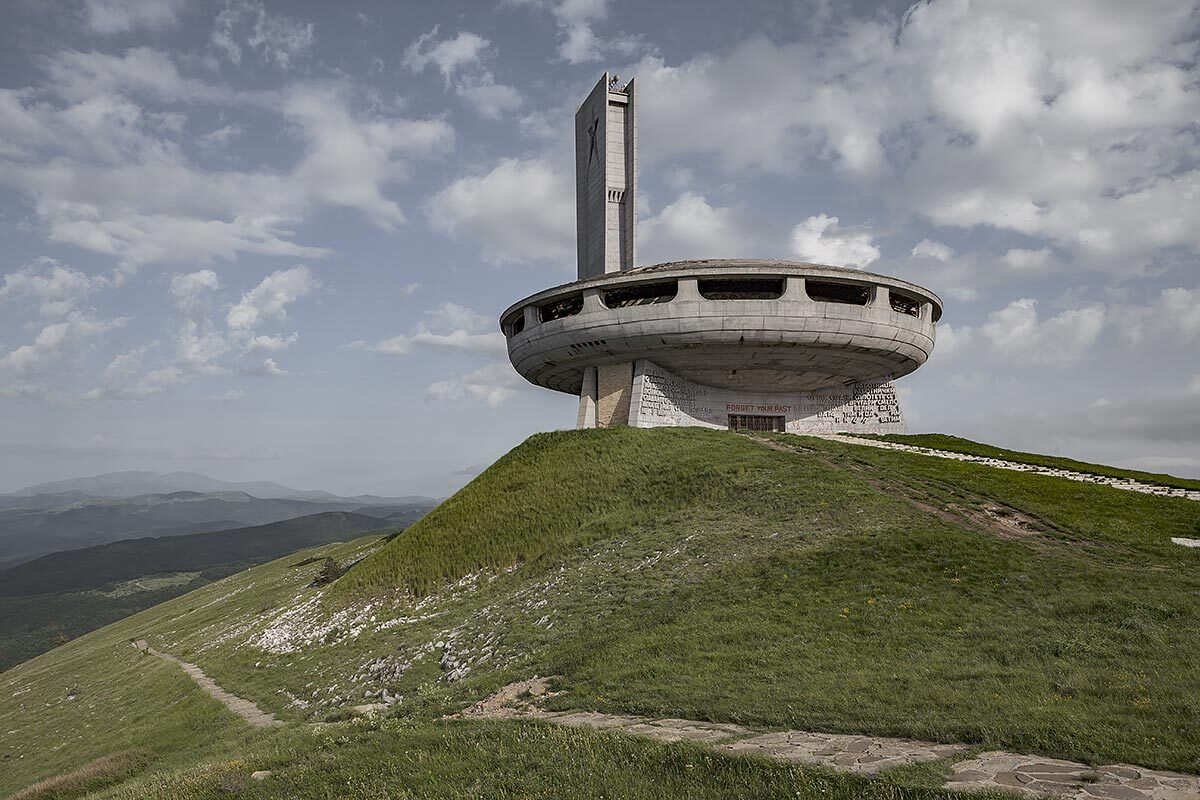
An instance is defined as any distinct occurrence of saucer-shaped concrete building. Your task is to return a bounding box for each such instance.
[501,74,941,435]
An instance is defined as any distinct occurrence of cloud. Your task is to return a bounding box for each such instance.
[170,269,220,327]
[790,214,879,268]
[455,74,523,119]
[198,123,243,149]
[403,28,522,119]
[942,298,1106,366]
[243,333,299,353]
[403,28,489,82]
[211,0,315,70]
[911,239,953,262]
[0,313,127,396]
[638,192,756,263]
[508,0,645,64]
[0,258,109,318]
[84,0,184,34]
[426,362,523,407]
[428,158,574,264]
[1117,286,1200,346]
[360,302,505,357]
[619,3,1200,275]
[0,258,126,398]
[87,266,316,400]
[0,61,452,270]
[1001,248,1054,271]
[226,265,317,330]
[240,357,288,377]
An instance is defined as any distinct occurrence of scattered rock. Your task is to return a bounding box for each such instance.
[250,770,272,781]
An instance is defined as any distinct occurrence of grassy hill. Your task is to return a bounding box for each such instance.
[0,428,1196,799]
[0,512,400,672]
[855,432,1200,492]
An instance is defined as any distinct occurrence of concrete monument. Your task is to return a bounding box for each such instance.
[501,73,942,435]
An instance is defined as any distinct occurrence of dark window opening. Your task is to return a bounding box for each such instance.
[807,281,869,305]
[508,314,526,337]
[699,278,784,300]
[728,414,786,432]
[539,294,583,322]
[603,281,677,308]
[889,291,921,317]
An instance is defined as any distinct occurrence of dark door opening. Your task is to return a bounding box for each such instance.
[728,414,786,433]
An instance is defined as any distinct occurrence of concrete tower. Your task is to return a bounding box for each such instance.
[502,74,942,437]
[575,73,636,280]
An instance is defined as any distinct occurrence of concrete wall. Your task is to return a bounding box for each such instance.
[628,360,907,435]
[596,362,633,427]
[575,73,634,280]
[576,366,597,429]
[502,262,939,397]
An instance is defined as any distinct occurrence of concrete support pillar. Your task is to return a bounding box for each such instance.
[785,276,809,301]
[676,277,700,302]
[919,301,932,321]
[872,285,891,309]
[576,366,597,429]
[522,305,540,329]
[596,362,633,427]
[582,288,604,314]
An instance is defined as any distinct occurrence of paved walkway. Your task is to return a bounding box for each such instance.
[455,679,1200,800]
[810,435,1200,502]
[132,640,282,727]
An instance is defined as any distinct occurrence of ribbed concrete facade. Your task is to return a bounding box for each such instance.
[505,74,942,436]
[575,73,635,280]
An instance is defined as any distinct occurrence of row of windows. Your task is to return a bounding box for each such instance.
[506,278,932,336]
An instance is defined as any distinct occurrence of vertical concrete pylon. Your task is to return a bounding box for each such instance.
[577,366,597,429]
[575,72,636,280]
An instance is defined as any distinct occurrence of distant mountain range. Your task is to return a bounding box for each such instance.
[0,511,392,597]
[0,470,438,569]
[2,470,432,506]
[0,510,415,672]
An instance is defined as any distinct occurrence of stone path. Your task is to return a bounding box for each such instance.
[456,679,1200,799]
[810,435,1200,502]
[132,640,282,727]
[947,752,1200,800]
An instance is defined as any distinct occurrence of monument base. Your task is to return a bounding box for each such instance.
[600,360,907,435]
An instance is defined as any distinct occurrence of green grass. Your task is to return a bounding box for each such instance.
[88,719,1014,800]
[853,432,1200,492]
[337,429,774,597]
[2,427,1198,798]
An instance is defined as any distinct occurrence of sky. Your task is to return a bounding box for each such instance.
[0,0,1198,496]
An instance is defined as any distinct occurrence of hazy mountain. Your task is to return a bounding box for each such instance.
[0,511,390,597]
[3,471,436,506]
[0,509,425,671]
[0,491,411,568]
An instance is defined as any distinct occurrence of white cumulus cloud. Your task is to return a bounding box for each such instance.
[790,214,880,268]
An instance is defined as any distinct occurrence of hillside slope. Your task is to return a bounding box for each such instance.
[0,428,1197,798]
[0,512,400,672]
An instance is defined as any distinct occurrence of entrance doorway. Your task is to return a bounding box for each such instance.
[727,414,786,433]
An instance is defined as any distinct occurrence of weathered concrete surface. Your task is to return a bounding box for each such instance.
[629,360,906,435]
[502,261,941,397]
[576,72,635,280]
[947,752,1200,800]
[596,362,633,427]
[821,435,1200,502]
[132,640,282,727]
